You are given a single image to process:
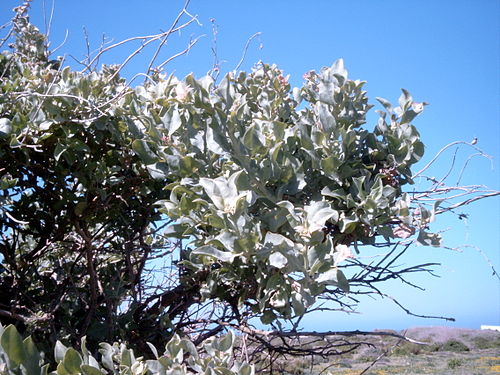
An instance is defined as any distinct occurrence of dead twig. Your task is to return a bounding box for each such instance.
[234,32,262,72]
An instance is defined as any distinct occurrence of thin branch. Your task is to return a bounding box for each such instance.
[197,320,430,346]
[0,308,28,322]
[462,245,500,282]
[435,191,500,215]
[82,33,165,72]
[145,0,199,76]
[433,146,458,189]
[42,0,55,45]
[456,152,488,185]
[49,29,69,55]
[234,32,262,72]
[359,333,404,375]
[414,140,492,178]
[209,18,221,81]
[155,35,203,72]
[381,293,455,322]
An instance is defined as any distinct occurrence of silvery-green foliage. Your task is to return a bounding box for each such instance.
[131,61,430,322]
[1,2,439,355]
[0,325,252,375]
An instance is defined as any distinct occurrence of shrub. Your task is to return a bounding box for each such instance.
[447,358,463,369]
[472,336,500,349]
[393,342,423,356]
[440,339,469,352]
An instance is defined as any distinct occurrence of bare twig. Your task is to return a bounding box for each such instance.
[209,18,221,81]
[49,29,69,55]
[4,210,29,225]
[456,152,489,185]
[42,0,55,45]
[381,292,455,322]
[414,140,492,178]
[155,35,203,72]
[0,308,28,322]
[435,191,500,215]
[359,333,404,375]
[462,245,500,281]
[234,32,262,72]
[145,0,200,77]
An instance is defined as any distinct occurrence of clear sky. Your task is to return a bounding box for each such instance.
[1,0,498,331]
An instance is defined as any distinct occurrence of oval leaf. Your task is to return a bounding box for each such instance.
[63,348,83,374]
[0,325,26,367]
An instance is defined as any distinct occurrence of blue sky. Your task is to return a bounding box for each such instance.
[1,0,498,331]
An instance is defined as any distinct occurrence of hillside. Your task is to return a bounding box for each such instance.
[273,326,500,375]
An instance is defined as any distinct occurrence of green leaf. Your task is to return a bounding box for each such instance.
[264,232,294,255]
[180,156,197,176]
[56,362,70,375]
[98,343,114,371]
[0,118,12,137]
[63,348,82,374]
[54,341,68,363]
[291,292,306,316]
[417,230,442,247]
[242,124,264,154]
[265,273,282,290]
[261,206,289,232]
[132,139,158,164]
[321,186,345,200]
[316,102,336,133]
[192,245,236,263]
[146,342,158,359]
[269,252,288,269]
[320,156,341,179]
[199,177,225,211]
[400,108,419,124]
[398,88,413,109]
[180,339,199,359]
[147,162,169,179]
[162,107,182,136]
[238,364,254,375]
[80,336,90,362]
[166,335,183,362]
[336,269,350,292]
[375,97,393,113]
[339,215,357,234]
[0,325,26,367]
[217,331,234,352]
[41,364,50,375]
[54,142,67,162]
[306,201,339,230]
[81,365,103,375]
[0,177,18,190]
[22,337,41,375]
[331,58,347,82]
[316,268,349,292]
[260,310,277,324]
[119,346,135,368]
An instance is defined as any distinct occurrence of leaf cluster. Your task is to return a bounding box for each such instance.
[0,324,253,375]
